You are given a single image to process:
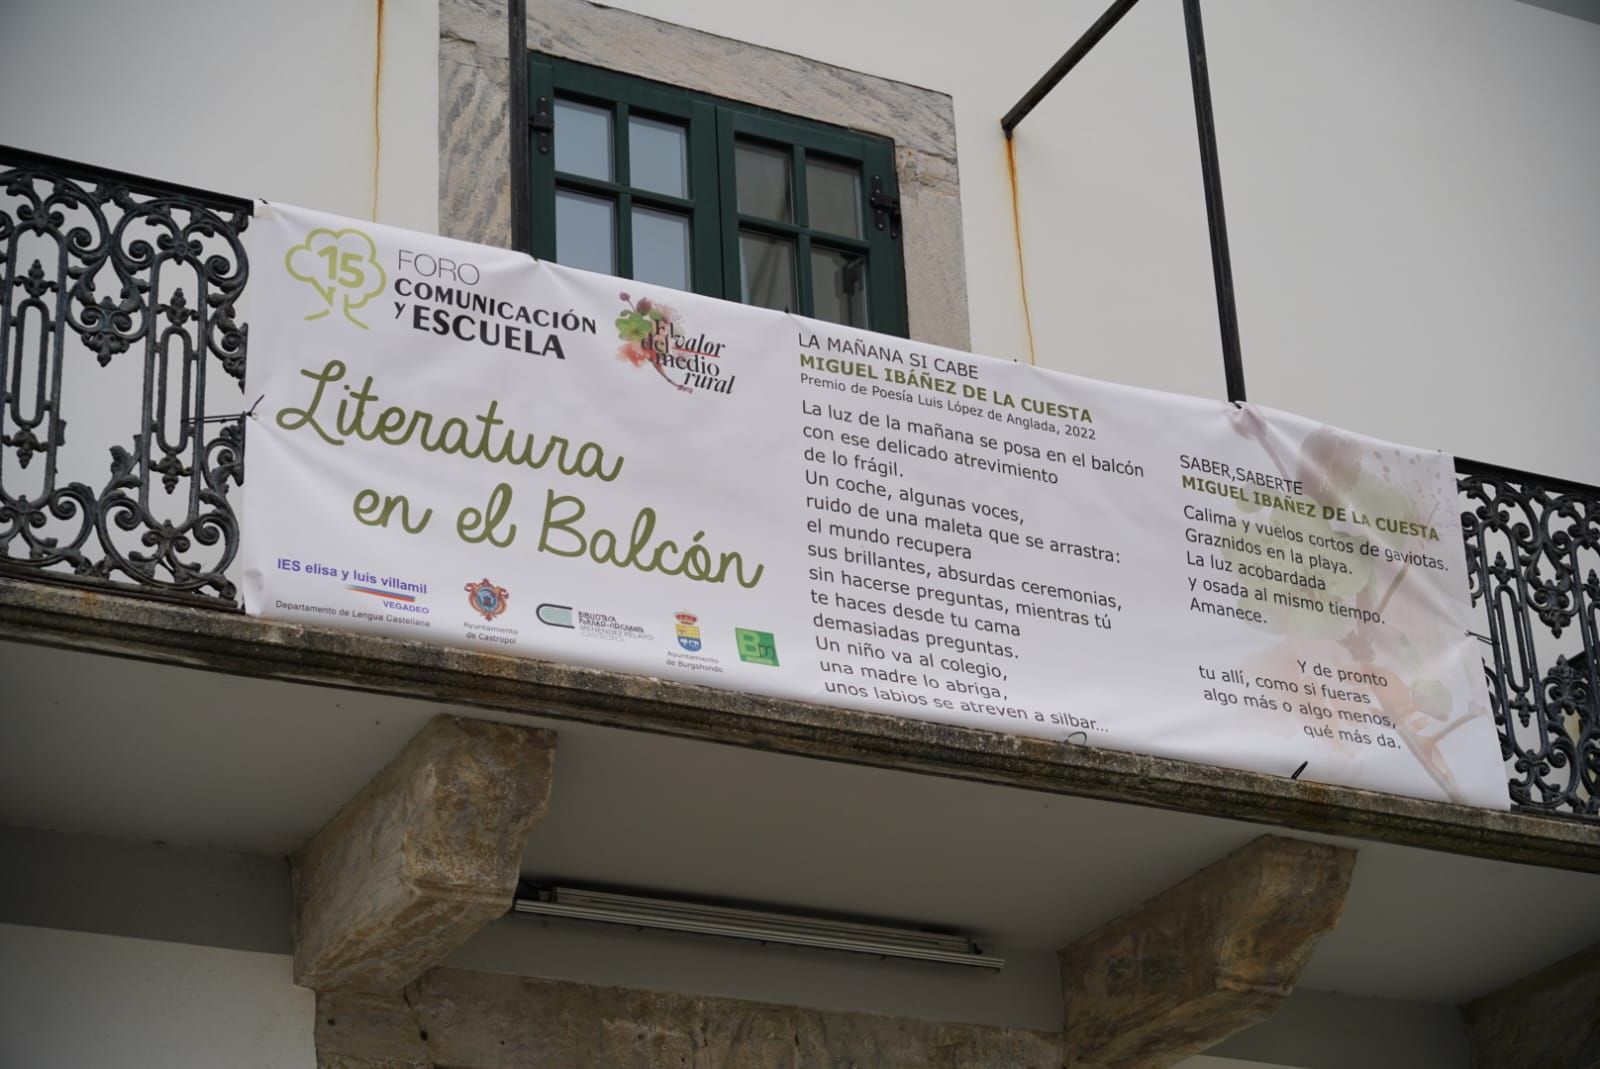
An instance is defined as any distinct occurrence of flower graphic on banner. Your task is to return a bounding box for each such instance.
[1227,407,1480,802]
[615,292,691,392]
[284,227,387,329]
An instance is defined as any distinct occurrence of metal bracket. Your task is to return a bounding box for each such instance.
[869,175,901,240]
[531,96,554,155]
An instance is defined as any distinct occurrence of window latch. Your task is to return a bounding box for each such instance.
[531,96,554,155]
[869,176,901,240]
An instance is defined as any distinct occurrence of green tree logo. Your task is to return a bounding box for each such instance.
[285,227,387,329]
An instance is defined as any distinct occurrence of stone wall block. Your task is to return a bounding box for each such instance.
[315,988,432,1069]
[1461,942,1600,1069]
[1061,835,1357,1069]
[292,715,556,992]
[396,968,1062,1068]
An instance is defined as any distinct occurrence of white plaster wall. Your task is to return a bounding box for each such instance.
[3,0,1597,483]
[0,0,441,586]
[0,923,314,1069]
[578,0,1600,484]
[0,0,439,232]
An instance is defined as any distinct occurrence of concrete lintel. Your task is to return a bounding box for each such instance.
[1461,942,1600,1069]
[1061,835,1357,1069]
[316,988,432,1069]
[315,968,1061,1068]
[292,714,556,993]
[4,576,1599,875]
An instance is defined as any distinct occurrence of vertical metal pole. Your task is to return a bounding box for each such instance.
[1181,0,1246,403]
[508,0,531,254]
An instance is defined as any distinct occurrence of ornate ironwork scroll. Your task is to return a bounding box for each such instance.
[1459,459,1600,819]
[0,147,250,603]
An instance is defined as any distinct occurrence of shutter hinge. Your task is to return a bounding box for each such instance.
[869,175,901,240]
[531,96,554,155]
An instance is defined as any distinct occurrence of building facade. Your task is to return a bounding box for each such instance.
[2,1,1598,1066]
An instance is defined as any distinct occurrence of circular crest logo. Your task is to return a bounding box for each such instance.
[464,578,510,621]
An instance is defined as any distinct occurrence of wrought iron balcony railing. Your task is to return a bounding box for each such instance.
[1,146,1595,820]
[1459,459,1600,818]
[0,146,249,604]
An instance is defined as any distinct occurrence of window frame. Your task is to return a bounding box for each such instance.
[527,54,908,337]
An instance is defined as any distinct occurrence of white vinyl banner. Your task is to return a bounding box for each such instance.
[242,202,1508,809]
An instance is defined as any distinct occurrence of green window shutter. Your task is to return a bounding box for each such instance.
[527,57,556,263]
[526,54,906,336]
[860,141,908,339]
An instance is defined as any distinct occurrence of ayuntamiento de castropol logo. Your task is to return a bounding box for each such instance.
[464,578,510,622]
[285,227,387,329]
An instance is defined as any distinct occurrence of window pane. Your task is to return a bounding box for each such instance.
[735,141,792,222]
[629,116,688,197]
[811,246,869,328]
[632,207,690,291]
[739,230,795,312]
[555,189,615,275]
[554,99,612,181]
[806,157,862,238]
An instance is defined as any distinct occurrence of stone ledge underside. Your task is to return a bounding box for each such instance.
[1460,942,1600,1069]
[1061,836,1358,1069]
[292,715,557,992]
[3,576,1596,874]
[317,969,1062,1068]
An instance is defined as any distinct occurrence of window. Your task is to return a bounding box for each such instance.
[527,56,908,336]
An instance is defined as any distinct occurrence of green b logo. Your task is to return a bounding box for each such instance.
[285,227,387,329]
[735,628,779,667]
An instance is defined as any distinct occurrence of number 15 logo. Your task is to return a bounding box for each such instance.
[285,227,387,329]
